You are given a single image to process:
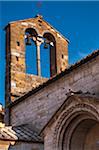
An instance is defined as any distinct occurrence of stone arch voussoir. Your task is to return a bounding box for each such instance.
[53,101,99,150]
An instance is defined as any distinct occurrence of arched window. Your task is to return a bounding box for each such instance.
[25,28,38,75]
[40,41,50,78]
[41,33,57,78]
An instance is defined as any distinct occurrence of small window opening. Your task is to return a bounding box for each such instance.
[38,20,42,23]
[17,41,20,46]
[62,54,64,59]
[39,24,42,27]
[16,56,19,61]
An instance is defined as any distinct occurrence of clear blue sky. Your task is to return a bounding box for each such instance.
[0,1,99,105]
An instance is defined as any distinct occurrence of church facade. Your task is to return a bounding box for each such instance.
[0,15,99,150]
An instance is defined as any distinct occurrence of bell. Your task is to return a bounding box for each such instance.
[26,36,31,45]
[44,43,49,49]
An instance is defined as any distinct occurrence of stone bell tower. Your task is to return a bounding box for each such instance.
[5,15,69,106]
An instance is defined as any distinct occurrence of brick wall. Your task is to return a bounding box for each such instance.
[10,55,99,132]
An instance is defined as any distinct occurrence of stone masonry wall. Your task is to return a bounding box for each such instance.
[0,141,43,150]
[10,54,99,132]
[9,142,44,150]
[5,15,68,103]
[11,73,47,100]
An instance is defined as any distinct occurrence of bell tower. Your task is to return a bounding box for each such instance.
[5,15,69,106]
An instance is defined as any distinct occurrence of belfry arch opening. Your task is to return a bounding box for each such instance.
[25,29,57,78]
[41,32,57,78]
[25,28,38,75]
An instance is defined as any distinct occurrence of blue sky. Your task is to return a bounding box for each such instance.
[0,1,99,105]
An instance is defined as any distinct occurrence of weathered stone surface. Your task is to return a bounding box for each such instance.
[0,141,43,150]
[10,54,99,132]
[43,95,99,150]
[11,72,47,97]
[4,15,99,150]
[5,15,68,103]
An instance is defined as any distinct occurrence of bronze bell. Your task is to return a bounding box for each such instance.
[26,35,31,45]
[44,43,49,49]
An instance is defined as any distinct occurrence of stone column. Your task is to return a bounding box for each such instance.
[36,36,44,76]
[36,40,41,76]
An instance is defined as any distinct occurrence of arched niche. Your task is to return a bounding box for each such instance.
[41,32,57,77]
[25,28,38,75]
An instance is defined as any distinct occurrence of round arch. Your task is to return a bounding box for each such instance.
[25,28,38,75]
[42,32,57,77]
[53,103,99,150]
[25,28,38,37]
[42,30,57,41]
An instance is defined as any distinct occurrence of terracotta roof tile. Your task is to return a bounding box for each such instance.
[0,124,43,142]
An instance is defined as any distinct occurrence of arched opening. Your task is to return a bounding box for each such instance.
[40,43,50,78]
[55,105,99,150]
[41,33,57,78]
[84,123,99,150]
[25,28,38,75]
[69,119,99,150]
[58,115,99,150]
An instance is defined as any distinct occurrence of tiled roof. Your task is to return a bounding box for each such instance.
[9,49,99,108]
[0,124,43,142]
